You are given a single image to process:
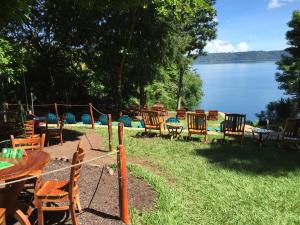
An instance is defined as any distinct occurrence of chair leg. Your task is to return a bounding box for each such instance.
[60,133,63,145]
[75,194,82,212]
[37,200,44,225]
[69,202,78,225]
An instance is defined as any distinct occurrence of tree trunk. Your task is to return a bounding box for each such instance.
[139,82,146,107]
[176,63,184,110]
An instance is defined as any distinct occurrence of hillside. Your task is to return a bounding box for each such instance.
[194,50,288,64]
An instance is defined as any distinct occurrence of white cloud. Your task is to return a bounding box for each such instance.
[268,0,294,9]
[204,40,249,53]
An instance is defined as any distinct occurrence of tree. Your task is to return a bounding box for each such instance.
[276,10,300,111]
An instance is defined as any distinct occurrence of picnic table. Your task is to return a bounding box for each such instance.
[0,151,50,225]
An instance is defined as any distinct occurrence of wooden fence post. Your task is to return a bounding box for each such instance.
[54,103,59,127]
[117,123,129,224]
[108,114,113,152]
[89,103,95,129]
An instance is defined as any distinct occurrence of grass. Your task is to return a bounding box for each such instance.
[76,126,300,225]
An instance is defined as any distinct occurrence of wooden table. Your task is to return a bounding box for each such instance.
[165,123,184,140]
[252,128,271,148]
[0,151,50,225]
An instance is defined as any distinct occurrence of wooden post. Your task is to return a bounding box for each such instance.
[54,103,59,127]
[117,123,129,224]
[108,114,113,152]
[89,103,95,129]
[3,103,8,122]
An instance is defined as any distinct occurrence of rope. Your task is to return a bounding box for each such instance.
[0,150,117,187]
[91,105,105,116]
[57,104,89,107]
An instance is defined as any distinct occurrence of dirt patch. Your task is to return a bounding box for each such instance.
[22,160,156,225]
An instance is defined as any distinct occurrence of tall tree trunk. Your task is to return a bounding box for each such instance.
[176,63,184,110]
[116,10,137,117]
[139,82,146,107]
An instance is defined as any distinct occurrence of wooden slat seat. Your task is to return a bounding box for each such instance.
[36,142,85,225]
[141,110,164,135]
[187,112,208,142]
[223,113,246,144]
[24,120,35,137]
[0,208,6,225]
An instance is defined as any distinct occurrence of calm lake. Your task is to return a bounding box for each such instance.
[193,62,285,122]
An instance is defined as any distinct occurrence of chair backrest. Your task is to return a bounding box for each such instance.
[195,109,205,114]
[24,120,35,137]
[11,133,45,151]
[176,109,186,119]
[224,113,246,133]
[140,110,162,126]
[187,112,207,131]
[69,142,85,200]
[208,110,219,120]
[283,118,300,138]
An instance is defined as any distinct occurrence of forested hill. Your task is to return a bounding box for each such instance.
[194,50,288,64]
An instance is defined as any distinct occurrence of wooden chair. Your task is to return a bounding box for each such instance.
[207,110,218,120]
[0,208,6,225]
[176,109,186,120]
[24,120,35,137]
[187,112,208,142]
[151,103,168,116]
[11,133,45,151]
[141,110,164,135]
[277,118,300,149]
[46,116,64,146]
[36,142,85,225]
[195,109,205,114]
[223,113,246,144]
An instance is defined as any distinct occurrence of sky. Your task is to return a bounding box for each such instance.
[204,0,300,53]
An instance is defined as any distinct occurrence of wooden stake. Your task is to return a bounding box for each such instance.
[108,114,113,152]
[89,103,95,129]
[54,103,59,127]
[117,123,129,224]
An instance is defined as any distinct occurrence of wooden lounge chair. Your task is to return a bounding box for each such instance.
[176,109,186,120]
[151,103,168,116]
[195,109,205,114]
[46,116,64,146]
[223,113,246,144]
[0,208,6,225]
[36,142,85,225]
[207,110,218,120]
[277,118,300,149]
[141,110,164,135]
[187,112,208,142]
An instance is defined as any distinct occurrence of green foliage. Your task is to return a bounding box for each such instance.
[276,10,300,109]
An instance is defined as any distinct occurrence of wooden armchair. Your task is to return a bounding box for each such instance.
[11,134,45,151]
[277,118,300,149]
[195,109,205,114]
[207,110,219,121]
[141,110,164,135]
[187,112,208,142]
[0,208,6,225]
[36,142,85,225]
[46,116,64,146]
[176,109,186,120]
[223,113,246,144]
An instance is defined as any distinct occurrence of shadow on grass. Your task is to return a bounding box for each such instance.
[195,138,300,176]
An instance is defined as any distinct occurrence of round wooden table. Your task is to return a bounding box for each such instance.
[252,128,271,148]
[165,123,184,140]
[0,151,50,225]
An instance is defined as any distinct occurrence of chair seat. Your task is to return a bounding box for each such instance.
[283,137,300,141]
[36,180,69,200]
[145,125,160,129]
[189,129,207,134]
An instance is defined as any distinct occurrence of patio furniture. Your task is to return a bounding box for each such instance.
[187,112,208,142]
[65,112,76,124]
[277,118,300,149]
[176,109,186,120]
[46,117,64,146]
[81,113,91,124]
[223,113,246,144]
[207,110,218,121]
[0,151,50,225]
[166,123,183,140]
[119,115,132,127]
[46,113,58,124]
[140,110,164,135]
[36,142,85,225]
[151,103,168,116]
[0,208,5,225]
[195,109,205,114]
[252,128,271,148]
[99,114,108,125]
[11,133,46,151]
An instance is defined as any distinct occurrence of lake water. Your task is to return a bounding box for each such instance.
[193,62,285,122]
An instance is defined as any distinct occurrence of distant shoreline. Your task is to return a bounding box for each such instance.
[194,60,277,65]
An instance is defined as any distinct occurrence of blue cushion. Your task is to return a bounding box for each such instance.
[166,117,180,123]
[81,113,91,124]
[47,113,58,124]
[65,112,76,124]
[119,115,132,127]
[99,114,109,125]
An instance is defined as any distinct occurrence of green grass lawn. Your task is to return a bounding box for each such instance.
[79,127,300,225]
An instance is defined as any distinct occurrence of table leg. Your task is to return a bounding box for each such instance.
[259,133,263,148]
